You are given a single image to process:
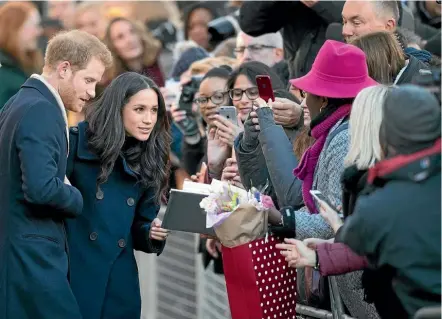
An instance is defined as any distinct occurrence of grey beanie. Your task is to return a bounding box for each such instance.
[381,84,441,154]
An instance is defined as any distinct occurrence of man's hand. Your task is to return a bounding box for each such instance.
[270,98,302,128]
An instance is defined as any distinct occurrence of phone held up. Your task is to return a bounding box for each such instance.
[309,190,344,218]
[256,75,275,103]
[218,106,238,126]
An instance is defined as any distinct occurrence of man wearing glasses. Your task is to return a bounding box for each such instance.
[235,31,284,67]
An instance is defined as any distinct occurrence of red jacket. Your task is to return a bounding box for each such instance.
[316,242,368,276]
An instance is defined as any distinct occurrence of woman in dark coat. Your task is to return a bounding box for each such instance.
[66,72,171,319]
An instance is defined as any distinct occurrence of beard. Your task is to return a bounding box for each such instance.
[59,80,82,113]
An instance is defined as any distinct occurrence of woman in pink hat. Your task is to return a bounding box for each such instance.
[259,40,377,313]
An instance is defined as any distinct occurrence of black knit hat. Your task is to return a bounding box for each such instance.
[381,84,441,154]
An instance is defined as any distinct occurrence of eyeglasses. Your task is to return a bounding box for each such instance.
[229,87,260,101]
[234,45,276,56]
[194,91,228,106]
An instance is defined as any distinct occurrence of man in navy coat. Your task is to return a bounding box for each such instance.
[0,30,112,319]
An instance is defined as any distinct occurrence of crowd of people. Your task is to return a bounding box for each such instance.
[0,1,440,319]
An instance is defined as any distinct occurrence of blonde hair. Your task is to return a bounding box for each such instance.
[345,85,389,169]
[44,30,113,71]
[0,2,43,74]
[189,57,238,75]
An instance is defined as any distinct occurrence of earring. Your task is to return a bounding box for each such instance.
[319,105,326,113]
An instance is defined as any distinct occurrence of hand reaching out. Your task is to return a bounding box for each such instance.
[276,238,317,269]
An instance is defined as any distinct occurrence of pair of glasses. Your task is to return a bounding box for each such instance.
[194,91,228,106]
[234,45,276,55]
[229,87,260,101]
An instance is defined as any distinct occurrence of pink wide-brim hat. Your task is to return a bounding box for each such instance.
[290,40,378,99]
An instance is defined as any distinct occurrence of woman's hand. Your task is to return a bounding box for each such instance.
[206,238,222,258]
[150,218,169,241]
[221,157,245,189]
[170,103,186,123]
[207,128,231,179]
[303,237,334,250]
[276,238,317,268]
[212,114,243,146]
[319,201,344,233]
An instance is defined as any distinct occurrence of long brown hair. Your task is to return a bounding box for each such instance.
[350,31,405,85]
[0,2,43,74]
[104,17,161,80]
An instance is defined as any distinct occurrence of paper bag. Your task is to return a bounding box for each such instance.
[214,204,268,248]
[222,235,297,319]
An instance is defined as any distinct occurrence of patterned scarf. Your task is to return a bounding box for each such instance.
[293,104,351,213]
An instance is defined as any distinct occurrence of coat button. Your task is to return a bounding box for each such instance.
[127,198,135,206]
[71,127,78,132]
[96,190,104,200]
[118,239,126,248]
[89,232,98,241]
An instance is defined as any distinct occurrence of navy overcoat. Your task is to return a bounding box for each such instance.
[0,78,84,319]
[66,121,165,319]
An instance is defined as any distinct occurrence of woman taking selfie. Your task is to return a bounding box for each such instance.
[66,73,170,319]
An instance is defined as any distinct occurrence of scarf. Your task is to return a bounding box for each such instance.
[293,104,351,213]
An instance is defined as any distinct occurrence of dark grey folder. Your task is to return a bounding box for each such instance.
[162,190,216,236]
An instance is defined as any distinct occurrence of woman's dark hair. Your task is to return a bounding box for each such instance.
[227,61,285,91]
[183,3,216,40]
[201,65,233,105]
[85,72,171,203]
[202,65,232,81]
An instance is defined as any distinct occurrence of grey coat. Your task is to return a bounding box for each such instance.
[234,107,303,209]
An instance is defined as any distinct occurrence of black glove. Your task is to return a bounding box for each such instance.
[241,111,260,152]
[269,206,296,239]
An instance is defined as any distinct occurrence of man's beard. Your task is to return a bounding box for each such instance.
[59,82,79,113]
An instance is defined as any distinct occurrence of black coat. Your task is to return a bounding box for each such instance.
[0,78,83,319]
[66,122,165,319]
[339,149,441,318]
[239,1,343,78]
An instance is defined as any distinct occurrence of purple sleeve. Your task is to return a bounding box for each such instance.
[316,242,368,276]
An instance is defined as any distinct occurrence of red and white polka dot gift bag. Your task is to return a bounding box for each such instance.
[222,235,297,319]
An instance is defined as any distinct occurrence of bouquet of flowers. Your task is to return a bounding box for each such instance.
[200,179,274,229]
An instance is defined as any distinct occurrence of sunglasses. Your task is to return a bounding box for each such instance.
[229,87,260,101]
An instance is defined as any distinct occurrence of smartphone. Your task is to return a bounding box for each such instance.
[309,190,344,218]
[218,106,238,126]
[256,75,275,103]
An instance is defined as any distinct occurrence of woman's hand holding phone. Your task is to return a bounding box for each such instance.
[212,114,242,146]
